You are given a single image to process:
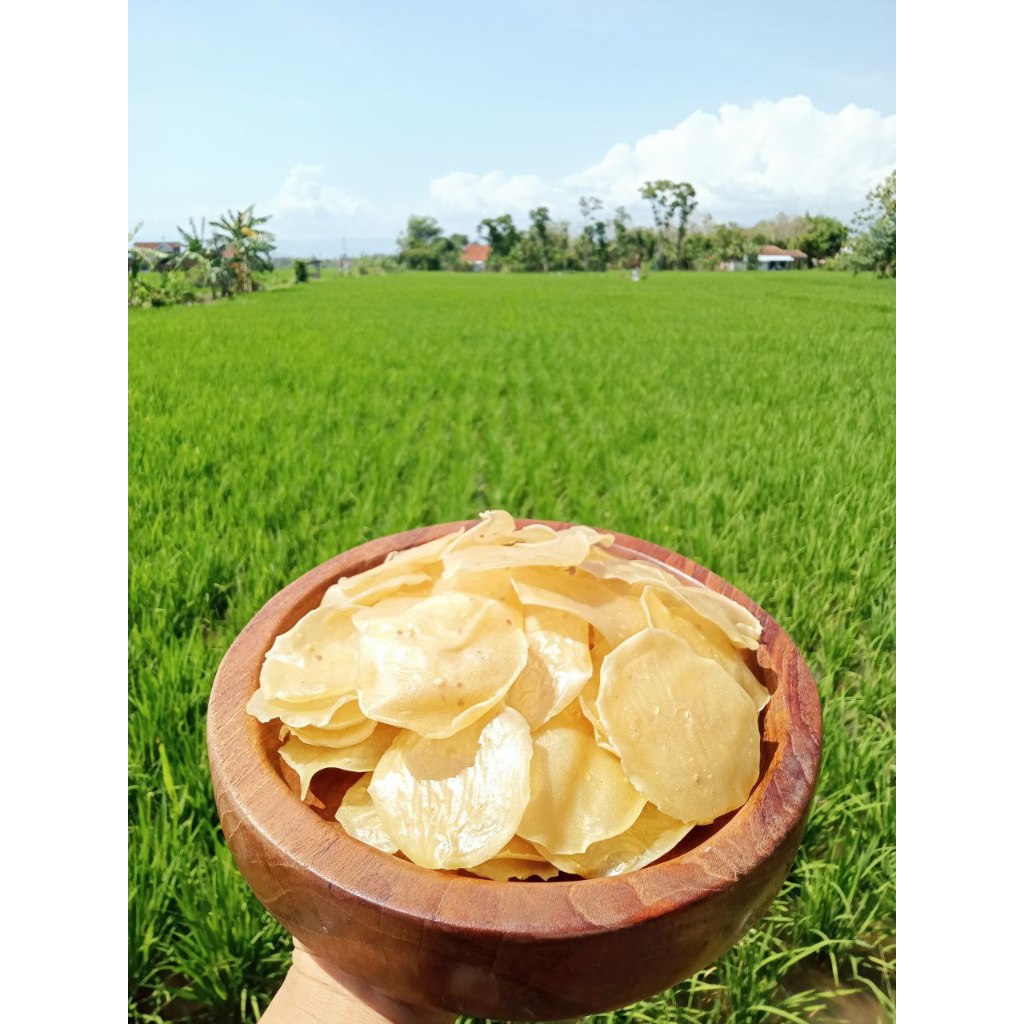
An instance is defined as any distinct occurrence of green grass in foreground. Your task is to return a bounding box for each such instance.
[129,270,895,1023]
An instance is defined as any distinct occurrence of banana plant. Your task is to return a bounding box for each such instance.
[210,205,276,293]
[128,222,170,303]
[174,218,235,300]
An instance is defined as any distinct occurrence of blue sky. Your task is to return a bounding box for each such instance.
[129,1,895,255]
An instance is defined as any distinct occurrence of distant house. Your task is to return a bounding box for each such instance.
[130,241,183,272]
[757,244,807,270]
[461,243,492,271]
[134,241,183,257]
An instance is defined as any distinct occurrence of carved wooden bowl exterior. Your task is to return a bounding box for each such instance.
[207,520,822,1021]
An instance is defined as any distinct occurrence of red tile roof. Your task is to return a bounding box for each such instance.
[760,244,808,259]
[461,243,492,263]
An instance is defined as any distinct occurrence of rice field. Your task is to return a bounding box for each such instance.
[128,270,895,1023]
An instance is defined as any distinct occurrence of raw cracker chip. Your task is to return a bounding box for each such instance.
[641,587,769,711]
[447,508,518,548]
[326,571,434,609]
[598,629,761,824]
[538,803,693,879]
[584,547,762,650]
[580,548,695,594]
[517,709,646,855]
[505,608,593,728]
[511,567,646,647]
[432,567,520,608]
[320,530,464,607]
[367,707,533,870]
[577,640,618,755]
[443,524,593,576]
[672,586,762,651]
[356,591,528,738]
[259,606,360,703]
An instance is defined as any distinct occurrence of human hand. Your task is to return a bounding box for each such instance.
[258,938,457,1024]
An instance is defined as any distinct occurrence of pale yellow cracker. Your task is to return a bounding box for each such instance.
[367,707,533,870]
[598,629,761,824]
[510,567,646,647]
[641,587,769,711]
[356,592,528,738]
[259,606,360,704]
[538,803,693,879]
[518,709,646,855]
[505,608,593,728]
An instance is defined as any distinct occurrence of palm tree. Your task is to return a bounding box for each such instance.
[210,205,275,293]
[174,218,234,301]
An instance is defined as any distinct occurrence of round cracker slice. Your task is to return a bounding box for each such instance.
[503,835,554,861]
[467,860,558,881]
[598,629,761,824]
[321,530,464,606]
[571,525,615,550]
[518,709,645,856]
[505,608,593,728]
[350,594,426,627]
[367,707,533,870]
[335,776,399,854]
[259,606,360,704]
[538,803,693,879]
[303,694,372,731]
[577,675,617,755]
[510,567,646,647]
[641,587,769,711]
[442,527,592,577]
[356,592,528,738]
[583,550,761,649]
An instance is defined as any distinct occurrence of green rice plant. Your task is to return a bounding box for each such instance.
[129,271,894,1023]
[163,843,290,1023]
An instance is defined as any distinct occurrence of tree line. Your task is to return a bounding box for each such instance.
[128,174,894,309]
[396,173,895,277]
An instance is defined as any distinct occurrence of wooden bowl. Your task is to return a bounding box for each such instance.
[208,520,822,1021]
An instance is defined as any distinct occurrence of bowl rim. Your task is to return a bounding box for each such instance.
[208,518,822,941]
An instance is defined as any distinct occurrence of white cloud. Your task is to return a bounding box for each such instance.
[263,165,395,254]
[256,100,894,251]
[430,171,561,217]
[429,96,895,226]
[270,164,367,217]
